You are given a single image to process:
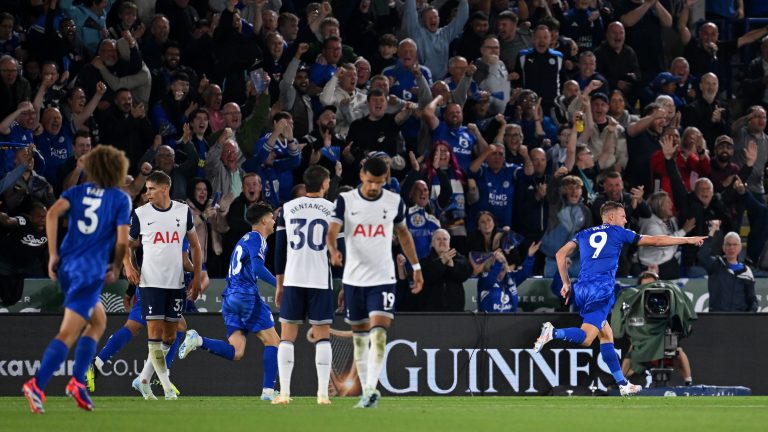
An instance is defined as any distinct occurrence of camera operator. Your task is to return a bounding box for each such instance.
[620,271,694,386]
[698,219,759,312]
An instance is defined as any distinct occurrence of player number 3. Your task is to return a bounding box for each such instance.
[77,197,102,234]
[589,231,607,259]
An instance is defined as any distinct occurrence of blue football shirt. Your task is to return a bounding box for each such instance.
[572,224,640,280]
[224,231,277,296]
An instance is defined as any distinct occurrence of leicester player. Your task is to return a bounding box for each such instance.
[178,202,280,401]
[22,145,132,413]
[327,157,423,408]
[124,171,203,400]
[533,201,705,396]
[272,165,335,405]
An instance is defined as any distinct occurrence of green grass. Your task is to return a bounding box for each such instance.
[3,396,768,432]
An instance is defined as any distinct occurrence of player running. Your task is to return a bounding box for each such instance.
[178,202,280,401]
[533,201,706,396]
[22,145,132,413]
[124,171,203,401]
[271,165,335,405]
[327,157,424,408]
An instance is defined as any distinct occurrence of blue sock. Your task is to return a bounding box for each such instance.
[201,337,235,361]
[97,326,133,363]
[553,327,587,344]
[262,345,278,390]
[72,336,97,383]
[600,343,628,386]
[35,339,69,389]
[166,331,185,369]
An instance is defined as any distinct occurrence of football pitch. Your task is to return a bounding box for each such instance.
[3,396,768,432]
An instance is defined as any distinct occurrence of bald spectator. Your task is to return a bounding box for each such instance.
[616,0,672,87]
[419,229,472,312]
[77,38,148,107]
[140,15,171,71]
[473,35,509,114]
[625,103,667,191]
[699,224,758,313]
[679,18,768,79]
[402,0,469,80]
[33,107,72,191]
[731,106,768,198]
[206,129,245,200]
[140,130,199,200]
[208,90,272,158]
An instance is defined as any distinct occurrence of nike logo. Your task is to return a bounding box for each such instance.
[351,211,359,215]
[148,221,156,225]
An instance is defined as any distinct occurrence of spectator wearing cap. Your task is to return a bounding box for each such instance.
[401,0,469,81]
[708,134,748,235]
[647,72,684,109]
[594,21,639,97]
[681,73,730,150]
[319,63,366,136]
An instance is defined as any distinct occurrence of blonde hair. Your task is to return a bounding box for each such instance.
[84,145,129,189]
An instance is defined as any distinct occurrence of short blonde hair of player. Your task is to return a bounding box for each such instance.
[83,145,129,189]
[600,201,626,224]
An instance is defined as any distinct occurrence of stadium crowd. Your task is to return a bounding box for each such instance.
[0,0,764,313]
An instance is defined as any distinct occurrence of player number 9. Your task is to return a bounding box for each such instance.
[589,232,607,259]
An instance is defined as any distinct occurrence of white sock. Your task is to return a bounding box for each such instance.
[139,353,155,384]
[148,341,172,394]
[315,340,332,398]
[366,327,387,393]
[94,356,105,373]
[277,341,294,397]
[352,331,369,390]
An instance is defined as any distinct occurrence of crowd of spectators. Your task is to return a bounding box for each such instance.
[0,0,765,313]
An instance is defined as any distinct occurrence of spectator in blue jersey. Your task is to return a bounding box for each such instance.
[419,229,472,312]
[246,111,301,207]
[150,72,199,149]
[423,94,489,174]
[0,101,37,178]
[562,0,604,53]
[474,35,510,115]
[469,142,532,231]
[33,107,72,191]
[571,51,608,94]
[405,180,441,260]
[699,221,758,312]
[308,36,344,93]
[401,0,469,81]
[476,247,536,313]
[512,25,564,114]
[382,38,433,105]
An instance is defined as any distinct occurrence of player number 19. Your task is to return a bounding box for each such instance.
[381,292,395,310]
[589,232,608,259]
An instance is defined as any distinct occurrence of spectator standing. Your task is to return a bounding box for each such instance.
[699,223,758,312]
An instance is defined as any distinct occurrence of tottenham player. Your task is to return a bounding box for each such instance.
[327,157,424,408]
[272,165,335,405]
[178,203,280,401]
[23,145,132,413]
[533,201,706,396]
[124,171,203,400]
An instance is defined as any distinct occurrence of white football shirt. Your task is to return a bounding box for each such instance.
[331,188,406,287]
[129,200,193,289]
[278,196,334,289]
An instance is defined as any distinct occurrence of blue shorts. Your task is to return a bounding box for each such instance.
[127,288,146,326]
[343,283,396,325]
[279,286,334,325]
[573,279,614,329]
[222,292,274,337]
[59,264,104,320]
[140,287,185,323]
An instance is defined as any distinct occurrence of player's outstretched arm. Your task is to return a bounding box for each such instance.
[45,197,71,280]
[638,235,707,247]
[394,223,423,294]
[555,241,577,304]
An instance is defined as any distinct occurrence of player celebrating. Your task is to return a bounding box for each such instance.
[533,201,706,396]
[327,157,424,408]
[124,171,203,400]
[272,165,335,405]
[22,145,132,414]
[178,202,280,401]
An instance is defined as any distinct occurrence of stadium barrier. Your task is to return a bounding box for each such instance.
[3,277,768,314]
[0,313,762,396]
